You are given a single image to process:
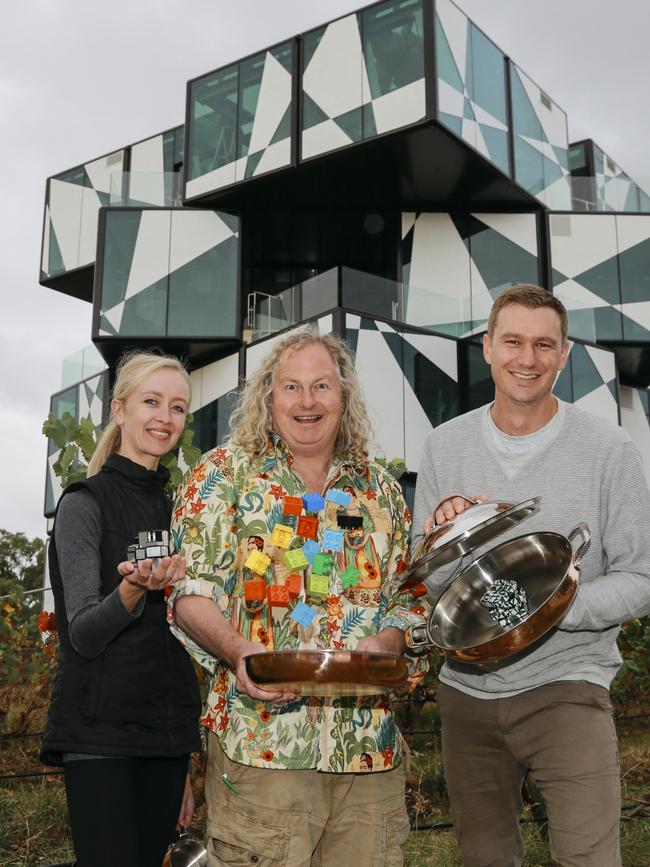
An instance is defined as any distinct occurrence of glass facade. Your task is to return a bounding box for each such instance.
[186,41,294,196]
[98,209,239,339]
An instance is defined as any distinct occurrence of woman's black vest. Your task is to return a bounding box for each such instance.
[41,454,200,765]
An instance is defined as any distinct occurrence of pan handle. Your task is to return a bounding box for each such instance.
[568,523,591,567]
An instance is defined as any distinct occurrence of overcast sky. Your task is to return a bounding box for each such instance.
[2,0,649,542]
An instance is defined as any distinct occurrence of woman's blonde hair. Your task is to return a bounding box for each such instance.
[87,350,191,476]
[229,327,373,466]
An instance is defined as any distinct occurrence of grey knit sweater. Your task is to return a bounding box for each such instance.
[412,402,650,698]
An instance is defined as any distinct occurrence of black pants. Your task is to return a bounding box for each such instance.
[64,756,188,867]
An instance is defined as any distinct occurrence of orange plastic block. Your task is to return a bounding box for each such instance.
[244,579,266,602]
[245,550,271,574]
[307,573,329,597]
[297,515,319,539]
[285,573,302,598]
[283,496,303,516]
[271,524,293,548]
[267,585,290,606]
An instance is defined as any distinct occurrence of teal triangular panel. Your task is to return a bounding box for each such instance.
[272,42,293,73]
[552,145,568,169]
[554,363,573,402]
[96,191,111,207]
[510,67,545,141]
[244,150,264,179]
[573,256,620,305]
[463,99,475,120]
[607,379,618,402]
[48,222,65,275]
[621,310,650,341]
[302,92,329,130]
[269,105,292,145]
[571,344,603,402]
[333,107,362,142]
[99,314,118,336]
[479,124,509,174]
[439,112,463,136]
[617,239,650,303]
[552,268,568,287]
[435,15,464,92]
[362,103,377,139]
[219,211,239,233]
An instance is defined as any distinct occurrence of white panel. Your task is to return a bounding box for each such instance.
[401,332,457,382]
[615,215,650,255]
[402,213,416,239]
[317,314,333,335]
[472,213,538,256]
[42,205,50,274]
[585,346,616,384]
[573,383,618,426]
[471,102,508,132]
[537,175,572,210]
[245,330,294,379]
[303,15,368,119]
[129,135,165,206]
[189,368,203,414]
[301,119,353,160]
[102,301,125,333]
[78,186,102,267]
[85,150,124,193]
[248,51,292,155]
[619,387,650,486]
[371,78,426,135]
[252,139,291,177]
[346,314,361,330]
[200,353,240,408]
[437,78,464,118]
[404,378,434,471]
[436,0,468,89]
[48,179,83,271]
[620,301,650,332]
[550,214,618,277]
[124,211,172,300]
[354,327,404,462]
[468,259,494,325]
[169,210,235,274]
[515,65,568,150]
[186,160,237,198]
[77,381,90,420]
[555,279,611,310]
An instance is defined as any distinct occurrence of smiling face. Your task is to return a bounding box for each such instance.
[271,343,343,461]
[483,303,569,425]
[112,367,189,470]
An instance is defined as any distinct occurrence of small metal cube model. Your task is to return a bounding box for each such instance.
[126,530,170,570]
[322,529,344,552]
[245,550,272,575]
[297,516,319,539]
[325,489,352,508]
[267,585,290,607]
[284,573,302,597]
[282,496,303,516]
[271,524,294,548]
[312,552,334,576]
[340,565,361,588]
[306,574,329,597]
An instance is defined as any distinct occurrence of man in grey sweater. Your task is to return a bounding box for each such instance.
[412,284,650,867]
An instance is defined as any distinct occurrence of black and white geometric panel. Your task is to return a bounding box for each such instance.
[41,150,125,278]
[244,315,334,380]
[346,315,459,470]
[619,386,650,484]
[551,213,650,343]
[555,342,618,426]
[435,0,509,175]
[509,62,571,209]
[98,209,239,338]
[180,352,241,462]
[401,211,539,337]
[44,371,109,516]
[593,144,647,213]
[301,1,426,161]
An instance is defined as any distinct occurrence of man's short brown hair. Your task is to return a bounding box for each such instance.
[487,285,568,343]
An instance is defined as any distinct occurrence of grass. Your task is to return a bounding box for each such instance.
[1,686,647,866]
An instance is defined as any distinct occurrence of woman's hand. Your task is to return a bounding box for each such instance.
[176,773,195,830]
[118,554,187,591]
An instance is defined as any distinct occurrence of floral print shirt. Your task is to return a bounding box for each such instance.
[168,437,428,773]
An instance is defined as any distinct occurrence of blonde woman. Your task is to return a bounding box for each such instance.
[42,351,200,867]
[169,327,428,867]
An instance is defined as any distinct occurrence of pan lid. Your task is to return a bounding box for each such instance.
[400,496,541,590]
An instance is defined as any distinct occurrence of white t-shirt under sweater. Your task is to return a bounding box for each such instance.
[412,400,650,699]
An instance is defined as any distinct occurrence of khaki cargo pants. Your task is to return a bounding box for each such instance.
[205,730,410,866]
[438,680,622,867]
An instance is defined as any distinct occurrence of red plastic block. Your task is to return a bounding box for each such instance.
[244,579,266,602]
[283,496,303,516]
[285,573,302,598]
[267,585,290,606]
[297,515,319,539]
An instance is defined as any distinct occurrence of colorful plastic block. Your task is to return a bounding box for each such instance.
[244,579,266,602]
[325,489,352,507]
[285,573,302,598]
[283,548,309,571]
[322,529,344,552]
[307,573,330,597]
[297,515,319,539]
[290,601,317,626]
[312,552,334,576]
[340,565,361,588]
[271,523,294,548]
[337,514,363,530]
[302,541,320,564]
[283,496,303,516]
[267,585,290,607]
[245,550,271,575]
[302,493,325,512]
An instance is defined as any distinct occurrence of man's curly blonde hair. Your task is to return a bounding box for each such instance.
[229,326,373,466]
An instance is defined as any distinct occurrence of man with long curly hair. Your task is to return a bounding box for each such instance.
[169,326,427,867]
